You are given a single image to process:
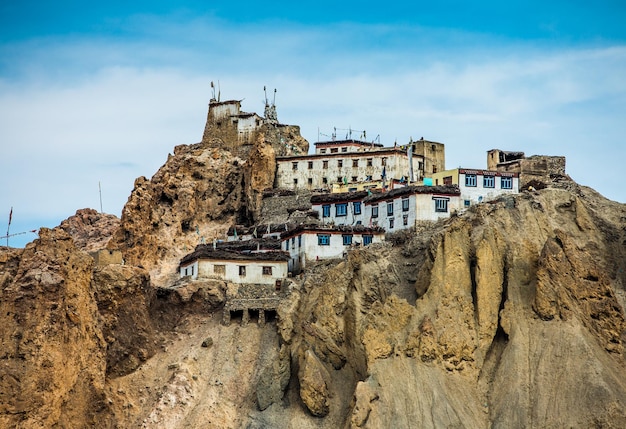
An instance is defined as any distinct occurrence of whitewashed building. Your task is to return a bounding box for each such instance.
[179,242,289,286]
[363,185,462,231]
[275,139,445,191]
[310,191,369,226]
[280,225,385,274]
[431,168,519,208]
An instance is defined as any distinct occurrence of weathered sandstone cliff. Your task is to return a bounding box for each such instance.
[1,150,625,428]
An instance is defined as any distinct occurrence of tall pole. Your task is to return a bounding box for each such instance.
[99,182,103,213]
[7,207,12,248]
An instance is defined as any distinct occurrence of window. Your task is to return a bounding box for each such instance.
[308,178,313,185]
[387,201,394,216]
[292,162,298,170]
[239,265,246,276]
[285,240,289,250]
[465,174,477,187]
[367,158,373,167]
[323,177,328,184]
[443,176,453,185]
[322,204,330,217]
[484,175,495,188]
[318,234,330,245]
[262,266,272,275]
[338,160,343,168]
[402,198,410,212]
[434,198,449,213]
[331,148,338,153]
[433,165,438,173]
[382,157,387,166]
[320,149,326,154]
[389,218,394,229]
[353,201,362,214]
[214,264,225,275]
[298,235,302,247]
[323,160,328,169]
[291,237,295,246]
[366,175,372,181]
[293,178,298,186]
[308,161,313,169]
[352,159,359,167]
[363,235,373,246]
[403,214,409,226]
[342,234,353,245]
[501,176,513,189]
[341,147,347,152]
[351,176,357,182]
[336,203,348,217]
[337,176,343,183]
[464,200,471,207]
[372,206,379,218]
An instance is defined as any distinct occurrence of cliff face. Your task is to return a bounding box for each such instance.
[109,132,292,287]
[0,228,110,428]
[2,144,626,428]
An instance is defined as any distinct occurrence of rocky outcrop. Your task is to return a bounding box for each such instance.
[3,124,626,429]
[0,228,112,428]
[265,185,626,428]
[59,208,120,252]
[243,135,277,223]
[93,265,156,377]
[256,344,291,411]
[110,144,247,286]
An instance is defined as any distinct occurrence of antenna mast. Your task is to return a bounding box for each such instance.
[99,182,103,213]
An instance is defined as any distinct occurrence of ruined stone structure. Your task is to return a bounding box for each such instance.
[222,297,280,326]
[201,97,309,158]
[89,249,123,266]
[488,149,566,188]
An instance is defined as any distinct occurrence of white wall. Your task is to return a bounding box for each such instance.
[312,200,365,226]
[458,172,519,206]
[364,192,462,230]
[282,231,384,274]
[276,151,423,190]
[180,259,288,285]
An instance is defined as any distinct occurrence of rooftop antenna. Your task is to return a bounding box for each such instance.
[210,81,216,101]
[273,88,276,106]
[217,80,221,102]
[264,86,268,105]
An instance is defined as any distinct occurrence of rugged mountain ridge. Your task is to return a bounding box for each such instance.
[2,130,626,427]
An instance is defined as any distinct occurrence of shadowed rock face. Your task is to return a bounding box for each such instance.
[2,141,626,429]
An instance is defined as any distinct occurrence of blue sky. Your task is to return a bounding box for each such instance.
[1,1,625,247]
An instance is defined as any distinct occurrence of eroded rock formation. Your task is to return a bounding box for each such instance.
[2,133,626,428]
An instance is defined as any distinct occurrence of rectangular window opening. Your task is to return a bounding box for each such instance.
[318,234,330,245]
